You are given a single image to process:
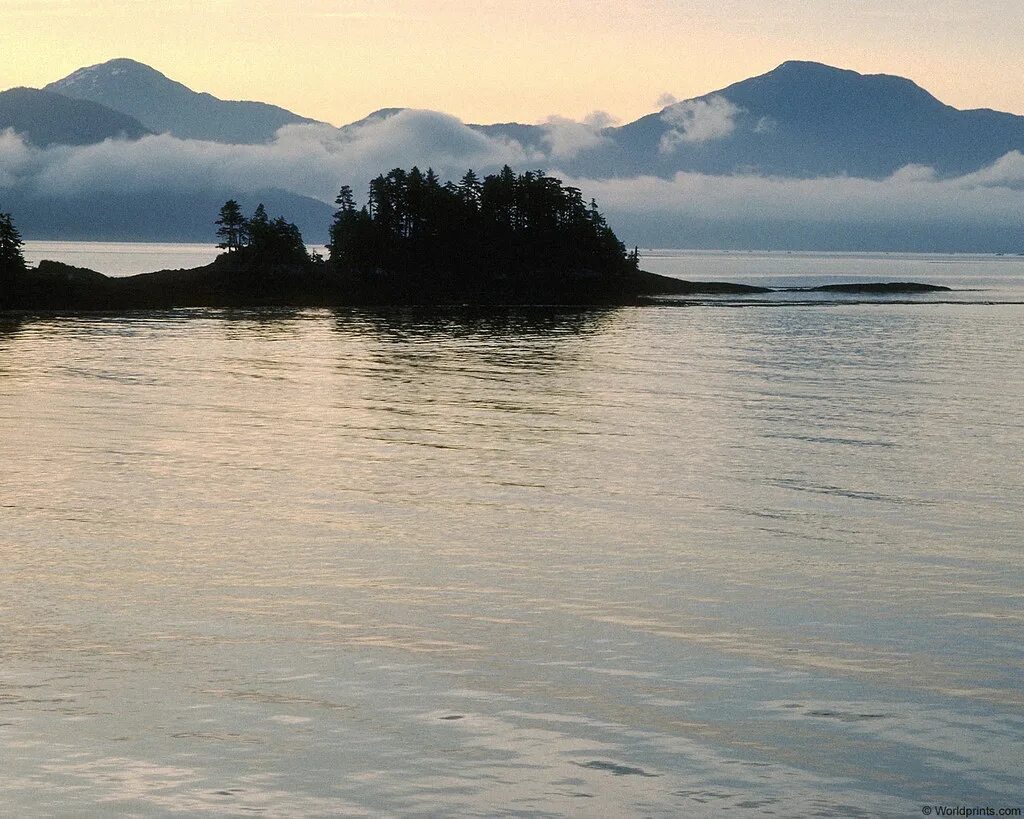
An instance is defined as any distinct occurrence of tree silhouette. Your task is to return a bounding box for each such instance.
[240,203,309,268]
[215,199,247,253]
[212,201,312,272]
[327,166,634,301]
[329,186,372,270]
[0,212,26,278]
[334,185,356,214]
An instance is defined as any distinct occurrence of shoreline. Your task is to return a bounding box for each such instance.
[0,258,952,312]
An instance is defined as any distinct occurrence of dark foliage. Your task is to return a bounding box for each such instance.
[328,166,640,302]
[215,202,315,273]
[215,199,246,253]
[1,186,775,311]
[0,211,26,278]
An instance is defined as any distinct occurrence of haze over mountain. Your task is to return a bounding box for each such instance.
[1,187,333,244]
[457,61,1024,180]
[591,60,1024,179]
[24,57,1024,181]
[0,87,152,146]
[44,58,320,143]
[6,58,1024,250]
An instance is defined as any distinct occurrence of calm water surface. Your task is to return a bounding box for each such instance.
[1,248,1023,816]
[23,241,223,277]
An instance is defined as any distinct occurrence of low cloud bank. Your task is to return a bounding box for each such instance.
[566,159,1024,250]
[0,110,534,204]
[6,112,1024,250]
[571,159,1024,225]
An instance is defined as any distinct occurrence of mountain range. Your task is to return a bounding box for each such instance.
[3,57,1024,248]
[8,57,1024,178]
[44,58,318,143]
[0,86,152,146]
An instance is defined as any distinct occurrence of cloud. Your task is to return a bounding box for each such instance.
[557,158,1024,249]
[659,96,741,152]
[0,129,34,187]
[539,111,616,159]
[568,163,1024,224]
[8,113,1024,250]
[0,111,535,206]
[656,93,678,108]
[958,150,1024,188]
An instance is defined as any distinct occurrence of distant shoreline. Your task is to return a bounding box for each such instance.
[0,258,951,312]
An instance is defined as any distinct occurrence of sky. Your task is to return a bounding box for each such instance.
[2,0,1024,126]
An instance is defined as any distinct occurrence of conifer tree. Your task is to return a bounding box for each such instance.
[458,170,482,207]
[334,186,356,213]
[215,199,247,253]
[246,203,271,248]
[327,166,633,291]
[0,212,26,276]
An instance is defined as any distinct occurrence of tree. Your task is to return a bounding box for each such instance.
[329,186,362,268]
[334,186,356,214]
[215,199,247,253]
[245,203,271,251]
[244,204,308,267]
[458,169,482,207]
[0,212,26,276]
[327,166,635,296]
[216,201,312,272]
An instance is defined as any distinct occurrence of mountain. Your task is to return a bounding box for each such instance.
[0,87,152,146]
[44,58,320,143]
[394,61,1024,180]
[6,188,333,244]
[8,58,1024,250]
[31,58,1024,179]
[575,61,1024,179]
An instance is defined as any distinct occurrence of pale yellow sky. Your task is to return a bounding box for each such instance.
[2,0,1023,126]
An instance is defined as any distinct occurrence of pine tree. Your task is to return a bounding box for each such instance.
[246,203,270,249]
[329,187,359,266]
[0,212,26,276]
[327,167,634,291]
[215,199,247,253]
[334,186,356,214]
[458,169,482,207]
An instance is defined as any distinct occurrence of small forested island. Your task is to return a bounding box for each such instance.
[1,167,949,310]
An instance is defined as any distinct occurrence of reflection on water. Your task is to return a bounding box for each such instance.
[1,301,1022,816]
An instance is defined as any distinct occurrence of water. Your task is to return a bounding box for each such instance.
[640,249,1024,304]
[23,241,223,278]
[21,241,326,278]
[2,247,1023,816]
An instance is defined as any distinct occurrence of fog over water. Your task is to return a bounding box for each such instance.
[1,250,1022,815]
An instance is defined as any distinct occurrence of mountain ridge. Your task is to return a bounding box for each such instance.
[45,57,321,143]
[6,59,1024,250]
[582,60,1024,179]
[19,57,1024,180]
[0,86,152,146]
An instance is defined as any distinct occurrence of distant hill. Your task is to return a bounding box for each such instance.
[28,58,1024,179]
[45,58,320,143]
[567,61,1024,179]
[5,188,333,244]
[7,58,1024,250]
[0,87,152,146]
[459,61,1024,180]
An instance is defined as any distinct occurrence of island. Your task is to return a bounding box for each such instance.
[0,168,950,311]
[788,282,952,294]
